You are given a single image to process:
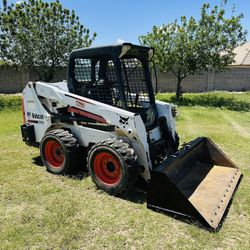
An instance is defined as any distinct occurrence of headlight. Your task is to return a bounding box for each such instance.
[171,106,178,118]
[148,48,154,60]
[119,44,131,58]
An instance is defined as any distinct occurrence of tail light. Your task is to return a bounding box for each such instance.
[21,96,26,124]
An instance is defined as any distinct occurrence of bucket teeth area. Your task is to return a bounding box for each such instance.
[188,166,241,228]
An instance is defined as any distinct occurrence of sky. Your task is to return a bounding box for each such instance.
[11,0,250,46]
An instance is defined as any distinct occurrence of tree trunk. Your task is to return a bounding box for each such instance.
[176,77,182,102]
[42,67,55,82]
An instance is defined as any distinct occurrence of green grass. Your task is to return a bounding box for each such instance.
[0,95,250,249]
[156,91,250,111]
[0,94,21,110]
[2,91,250,112]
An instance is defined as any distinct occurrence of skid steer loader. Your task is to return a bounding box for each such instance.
[21,43,241,229]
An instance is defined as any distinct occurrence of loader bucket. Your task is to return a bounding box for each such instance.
[147,137,242,229]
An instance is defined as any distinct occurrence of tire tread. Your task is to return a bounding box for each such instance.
[87,138,138,195]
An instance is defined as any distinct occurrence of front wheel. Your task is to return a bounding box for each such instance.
[87,138,138,195]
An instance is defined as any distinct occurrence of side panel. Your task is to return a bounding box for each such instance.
[155,100,177,140]
[46,123,117,147]
[73,126,117,147]
[22,82,51,143]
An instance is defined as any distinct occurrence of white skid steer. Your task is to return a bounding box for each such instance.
[21,43,241,229]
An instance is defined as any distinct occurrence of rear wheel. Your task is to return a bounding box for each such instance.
[87,138,138,195]
[40,129,78,174]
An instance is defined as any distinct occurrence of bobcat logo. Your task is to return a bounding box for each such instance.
[119,115,129,125]
[27,112,44,119]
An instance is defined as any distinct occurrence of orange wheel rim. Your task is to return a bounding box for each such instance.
[93,152,121,185]
[44,140,65,168]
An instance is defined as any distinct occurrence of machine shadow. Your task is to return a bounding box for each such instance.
[32,155,87,179]
[32,155,44,167]
[117,177,148,204]
[32,155,242,231]
[32,156,147,203]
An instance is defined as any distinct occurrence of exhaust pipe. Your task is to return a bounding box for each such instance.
[147,137,242,229]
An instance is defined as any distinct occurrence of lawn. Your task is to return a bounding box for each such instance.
[0,93,250,249]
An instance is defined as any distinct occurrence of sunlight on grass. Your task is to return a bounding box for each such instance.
[156,91,250,112]
[0,94,21,111]
[0,98,250,249]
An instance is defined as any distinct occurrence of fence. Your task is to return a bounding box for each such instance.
[0,67,67,93]
[0,66,250,93]
[153,66,250,92]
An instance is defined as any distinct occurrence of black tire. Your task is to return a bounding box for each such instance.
[40,129,78,174]
[87,138,138,195]
[174,132,180,151]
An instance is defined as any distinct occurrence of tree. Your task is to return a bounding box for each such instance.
[0,0,96,81]
[139,1,247,101]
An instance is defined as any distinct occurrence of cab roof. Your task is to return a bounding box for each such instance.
[69,43,153,59]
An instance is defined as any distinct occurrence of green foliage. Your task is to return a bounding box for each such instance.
[156,91,250,111]
[0,0,96,81]
[0,94,21,110]
[0,60,8,67]
[139,1,247,100]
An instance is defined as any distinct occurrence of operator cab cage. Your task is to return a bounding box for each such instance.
[67,43,156,127]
